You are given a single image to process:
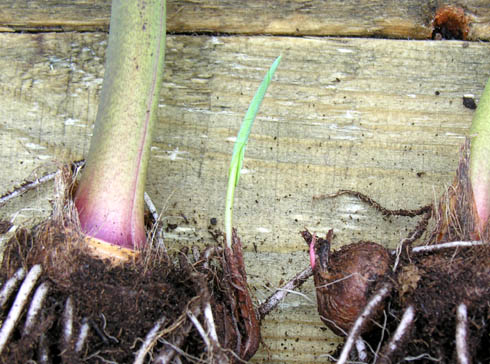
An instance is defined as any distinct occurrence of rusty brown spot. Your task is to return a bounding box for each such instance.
[432,5,470,40]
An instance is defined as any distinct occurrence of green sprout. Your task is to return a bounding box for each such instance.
[225,56,281,248]
[469,77,490,230]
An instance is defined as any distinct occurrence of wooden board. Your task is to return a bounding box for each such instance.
[1,0,490,40]
[1,32,490,363]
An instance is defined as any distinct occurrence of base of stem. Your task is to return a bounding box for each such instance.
[83,233,139,264]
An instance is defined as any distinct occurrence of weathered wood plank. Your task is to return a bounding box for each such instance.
[1,33,490,363]
[0,0,490,40]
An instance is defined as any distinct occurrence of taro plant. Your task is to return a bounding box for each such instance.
[74,0,166,250]
[303,77,490,364]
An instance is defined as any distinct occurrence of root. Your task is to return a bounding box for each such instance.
[378,305,415,364]
[187,308,230,363]
[133,316,166,364]
[144,191,160,226]
[336,283,392,364]
[156,339,207,364]
[355,338,368,361]
[257,266,313,320]
[410,240,487,253]
[23,281,50,335]
[203,303,219,345]
[62,297,74,348]
[0,264,42,354]
[154,320,192,363]
[0,160,84,208]
[456,303,469,364]
[0,267,25,309]
[38,332,49,364]
[75,318,90,353]
[144,191,167,254]
[315,190,432,217]
[393,210,432,271]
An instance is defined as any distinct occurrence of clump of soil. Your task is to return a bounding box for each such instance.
[305,140,490,363]
[0,167,260,363]
[389,244,490,363]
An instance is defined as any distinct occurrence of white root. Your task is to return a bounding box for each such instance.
[144,192,159,224]
[156,339,207,364]
[200,247,216,270]
[410,240,486,253]
[75,318,90,353]
[154,337,182,363]
[336,283,391,364]
[154,320,193,364]
[133,316,166,364]
[392,241,487,272]
[62,296,74,348]
[456,303,470,364]
[0,160,85,208]
[187,311,210,349]
[0,172,58,207]
[203,303,219,343]
[0,267,25,309]
[0,264,42,354]
[188,306,231,363]
[379,305,415,363]
[392,240,487,272]
[355,338,367,362]
[144,191,166,251]
[258,266,313,320]
[38,332,50,364]
[23,281,50,335]
[403,353,441,361]
[320,316,348,336]
[373,310,388,361]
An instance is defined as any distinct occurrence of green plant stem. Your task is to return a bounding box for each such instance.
[469,77,490,229]
[75,0,166,249]
[225,56,281,249]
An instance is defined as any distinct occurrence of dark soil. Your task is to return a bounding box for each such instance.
[389,245,490,363]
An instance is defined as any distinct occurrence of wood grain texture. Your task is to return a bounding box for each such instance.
[1,32,490,363]
[0,0,490,40]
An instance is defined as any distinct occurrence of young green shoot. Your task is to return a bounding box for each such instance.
[74,0,166,249]
[225,56,281,249]
[469,77,490,230]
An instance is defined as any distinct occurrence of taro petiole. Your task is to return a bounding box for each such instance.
[224,55,281,248]
[469,77,490,233]
[74,0,166,250]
